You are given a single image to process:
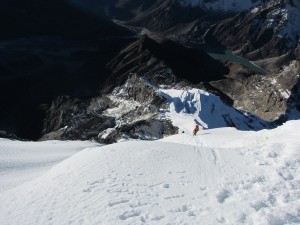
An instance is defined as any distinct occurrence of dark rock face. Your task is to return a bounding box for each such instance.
[40,74,179,143]
[210,61,300,121]
[0,36,134,140]
[206,0,299,60]
[123,0,206,32]
[0,0,134,140]
[104,35,229,92]
[97,119,178,144]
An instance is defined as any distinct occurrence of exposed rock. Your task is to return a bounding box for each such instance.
[97,119,178,144]
[40,74,178,143]
[211,60,300,121]
[0,33,134,140]
[111,73,165,105]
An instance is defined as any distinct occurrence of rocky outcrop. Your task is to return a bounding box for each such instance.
[40,74,179,143]
[211,60,300,121]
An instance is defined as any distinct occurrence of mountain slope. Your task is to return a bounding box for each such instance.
[179,0,262,12]
[105,35,229,92]
[0,0,135,140]
[207,0,300,60]
[0,120,299,224]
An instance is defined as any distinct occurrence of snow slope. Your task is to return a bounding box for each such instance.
[0,121,299,225]
[0,139,99,193]
[160,88,270,131]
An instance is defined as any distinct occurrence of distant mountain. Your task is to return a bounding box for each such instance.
[0,0,131,39]
[207,0,300,60]
[179,0,262,12]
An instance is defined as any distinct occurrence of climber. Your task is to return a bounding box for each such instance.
[193,124,200,136]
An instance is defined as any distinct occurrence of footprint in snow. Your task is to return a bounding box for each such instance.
[250,201,268,211]
[216,216,226,223]
[278,170,294,181]
[140,214,165,222]
[171,205,196,217]
[216,189,231,203]
[164,194,185,200]
[162,183,170,188]
[82,179,106,193]
[108,199,129,207]
[119,210,141,220]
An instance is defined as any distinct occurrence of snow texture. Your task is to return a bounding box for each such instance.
[0,88,300,225]
[0,140,100,193]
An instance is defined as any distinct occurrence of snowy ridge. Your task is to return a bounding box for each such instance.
[179,0,262,12]
[160,88,269,132]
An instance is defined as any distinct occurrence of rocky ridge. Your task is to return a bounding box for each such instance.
[40,74,178,143]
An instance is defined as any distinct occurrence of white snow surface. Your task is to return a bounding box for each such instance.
[159,88,267,131]
[179,0,262,12]
[1,88,300,224]
[0,140,100,193]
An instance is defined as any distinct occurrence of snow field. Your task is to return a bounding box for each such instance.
[0,139,100,193]
[0,120,299,224]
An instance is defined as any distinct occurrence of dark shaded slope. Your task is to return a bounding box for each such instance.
[0,36,136,140]
[0,0,135,140]
[123,0,206,32]
[0,0,132,39]
[104,35,229,92]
